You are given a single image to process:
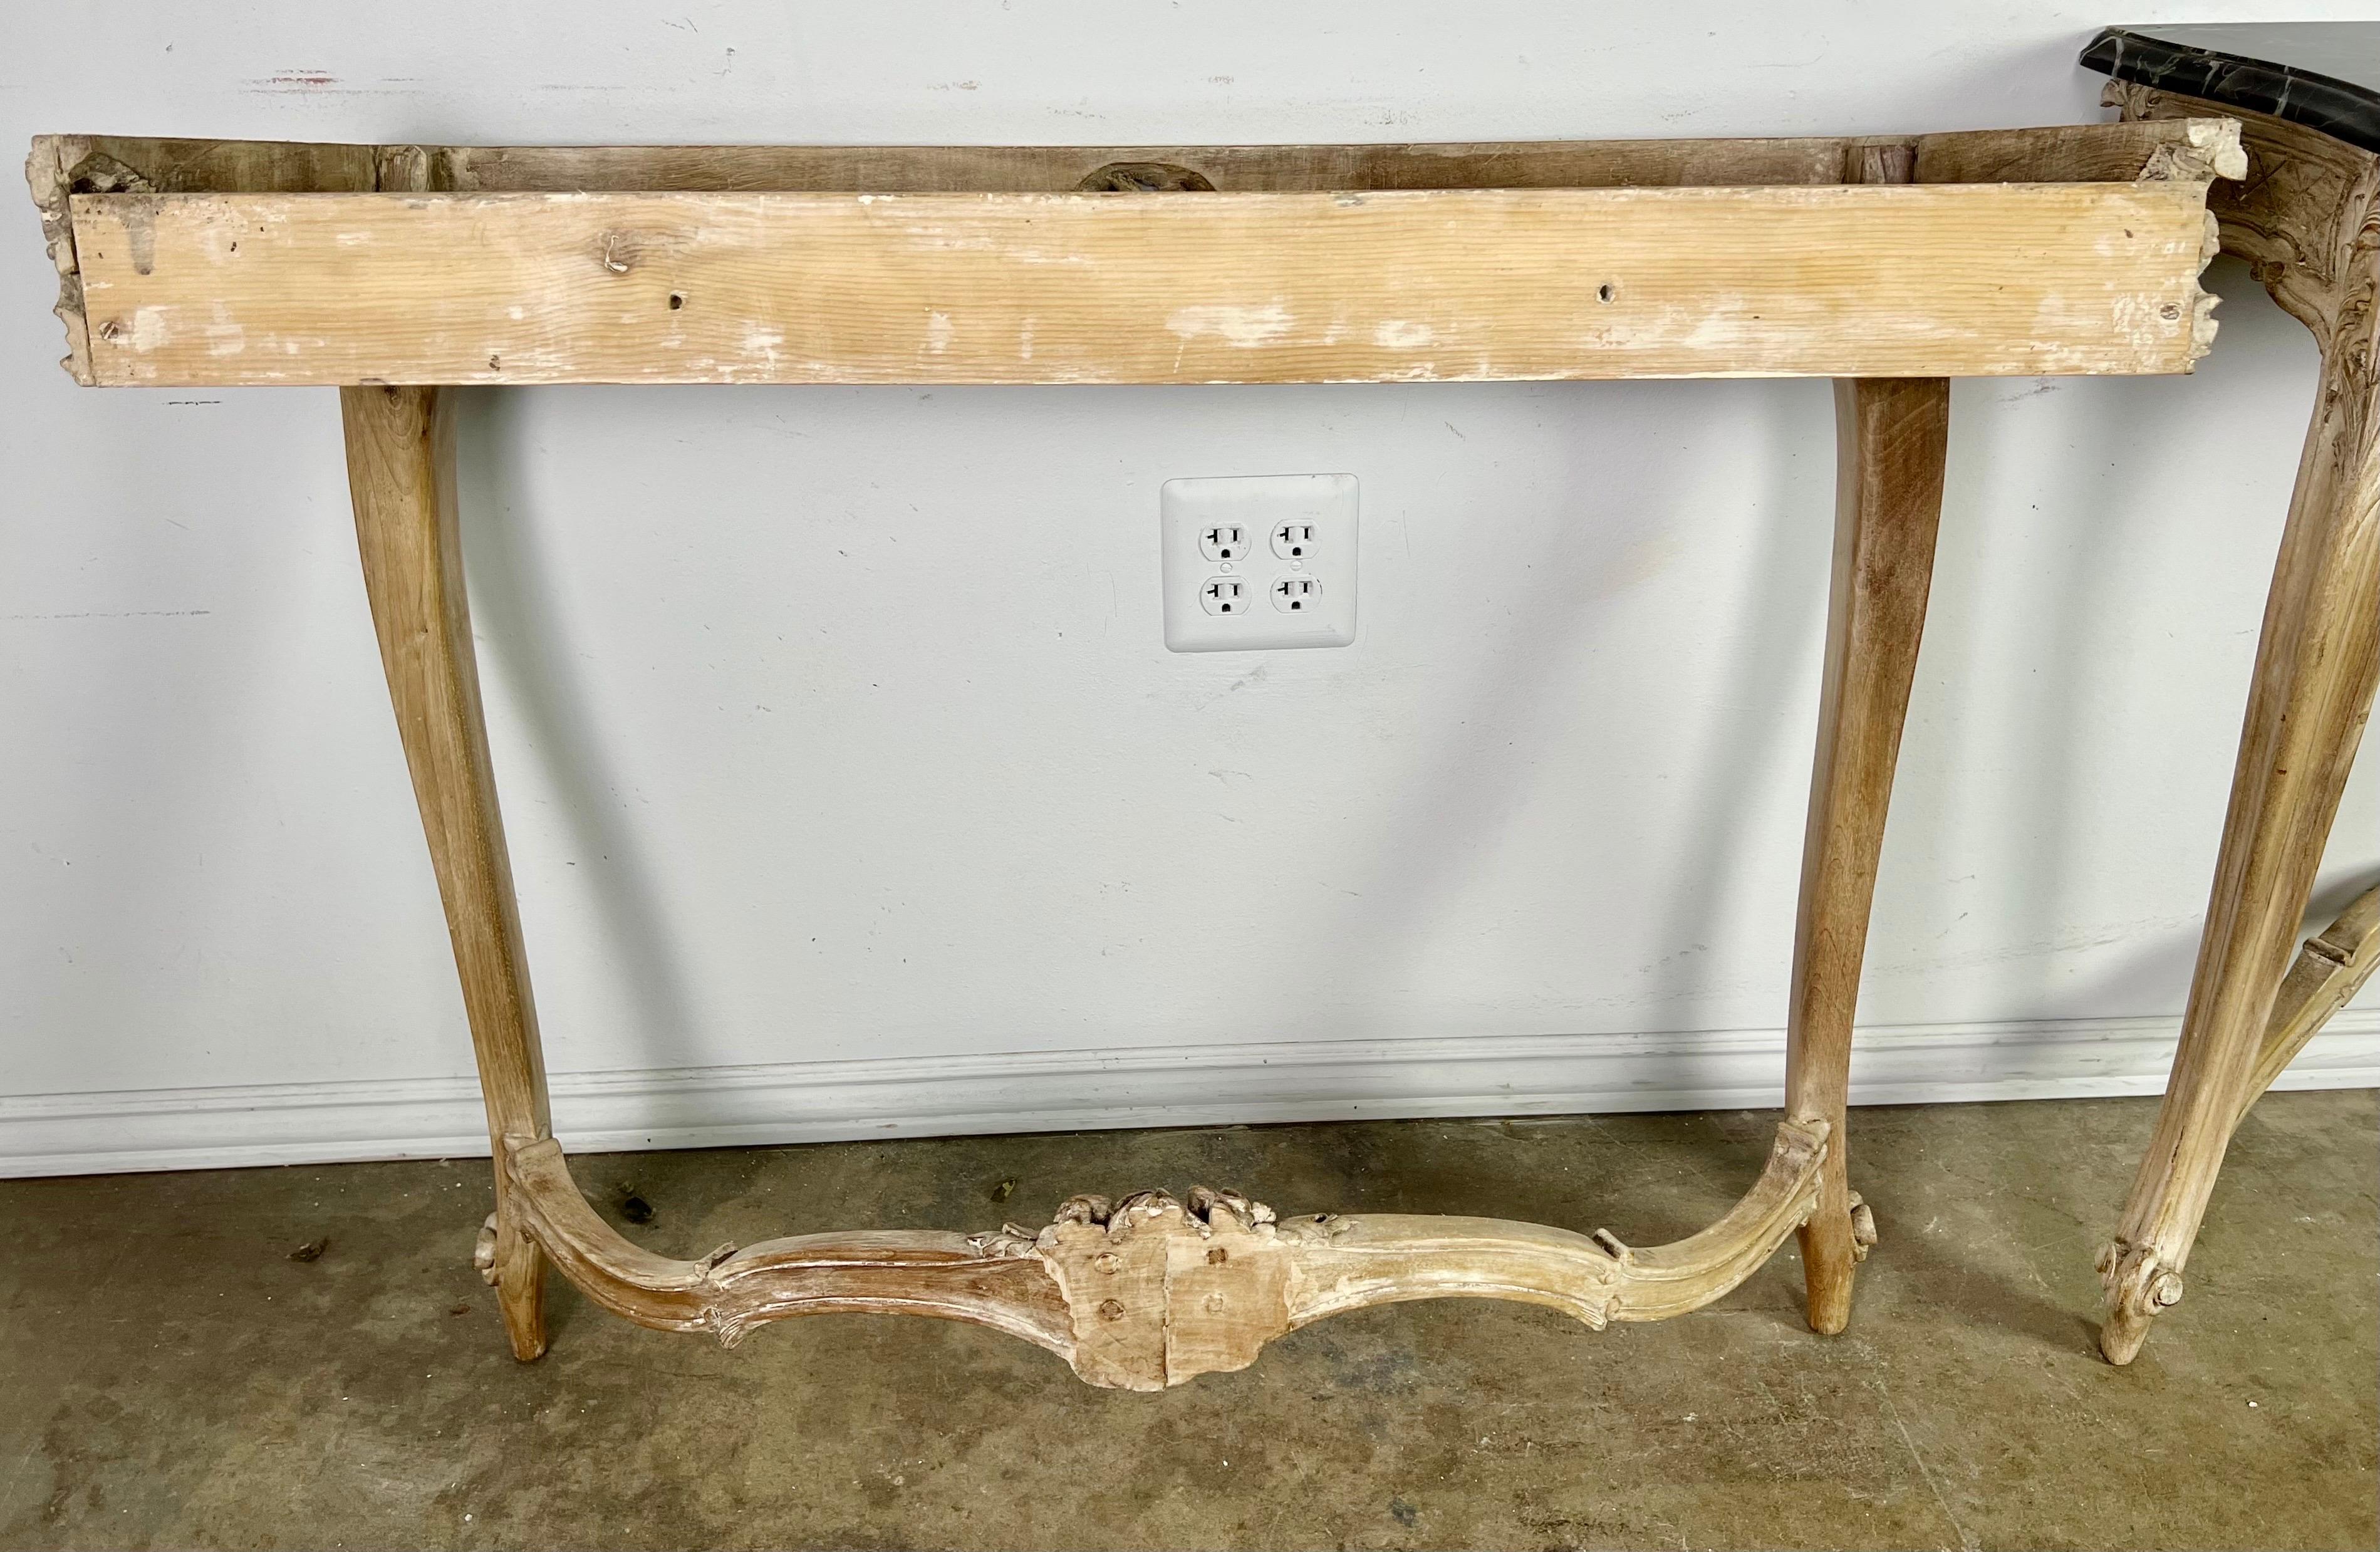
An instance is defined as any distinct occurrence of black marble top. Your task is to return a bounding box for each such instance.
[2082,24,2380,154]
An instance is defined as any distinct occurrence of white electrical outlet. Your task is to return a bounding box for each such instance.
[1200,576,1249,615]
[1161,474,1358,653]
[1199,523,1249,563]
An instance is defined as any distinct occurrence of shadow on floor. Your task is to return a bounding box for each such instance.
[0,1091,2371,1551]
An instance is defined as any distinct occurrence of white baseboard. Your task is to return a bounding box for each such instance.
[4,1009,2374,1177]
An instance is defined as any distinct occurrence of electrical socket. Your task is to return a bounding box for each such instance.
[1200,576,1249,615]
[1200,523,1249,563]
[1160,474,1358,653]
[1271,575,1321,612]
[1271,522,1315,560]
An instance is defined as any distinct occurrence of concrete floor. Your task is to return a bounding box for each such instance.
[0,1091,2371,1551]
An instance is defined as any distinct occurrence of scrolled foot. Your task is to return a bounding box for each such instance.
[2096,1239,2183,1365]
[473,1212,501,1285]
[1847,1191,1878,1264]
[473,1208,549,1361]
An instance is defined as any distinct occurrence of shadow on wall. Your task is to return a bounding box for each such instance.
[1861,253,2358,1073]
[1641,378,1832,1039]
[432,268,2361,1098]
[1324,382,1708,1024]
[452,387,705,1074]
[1853,376,2173,1060]
[1955,368,2144,1018]
[1329,375,1834,1091]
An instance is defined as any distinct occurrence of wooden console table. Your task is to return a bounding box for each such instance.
[25,120,2241,1388]
[2081,24,2380,1367]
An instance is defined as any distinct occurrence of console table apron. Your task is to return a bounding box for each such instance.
[26,119,2241,1388]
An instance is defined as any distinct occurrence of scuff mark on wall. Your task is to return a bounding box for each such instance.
[4,609,213,623]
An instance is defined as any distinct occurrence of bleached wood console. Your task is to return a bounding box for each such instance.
[2081,24,2380,1367]
[25,120,2248,1388]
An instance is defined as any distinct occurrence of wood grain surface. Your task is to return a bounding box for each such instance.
[69,182,2220,386]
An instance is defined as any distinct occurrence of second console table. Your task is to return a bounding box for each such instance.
[2082,23,2380,1367]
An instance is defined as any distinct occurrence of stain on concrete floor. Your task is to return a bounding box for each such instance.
[0,1091,2371,1550]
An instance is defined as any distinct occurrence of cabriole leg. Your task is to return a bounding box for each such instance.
[343,384,553,1360]
[1786,378,1950,1333]
[2100,328,2380,1365]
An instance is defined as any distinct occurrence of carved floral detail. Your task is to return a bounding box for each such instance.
[1030,1184,1282,1242]
[1074,160,1216,192]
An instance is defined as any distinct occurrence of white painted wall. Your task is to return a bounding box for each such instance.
[3,3,2374,1174]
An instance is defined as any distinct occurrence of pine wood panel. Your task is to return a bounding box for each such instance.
[70,182,2219,387]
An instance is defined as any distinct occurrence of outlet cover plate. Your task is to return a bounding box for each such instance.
[1161,474,1358,653]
